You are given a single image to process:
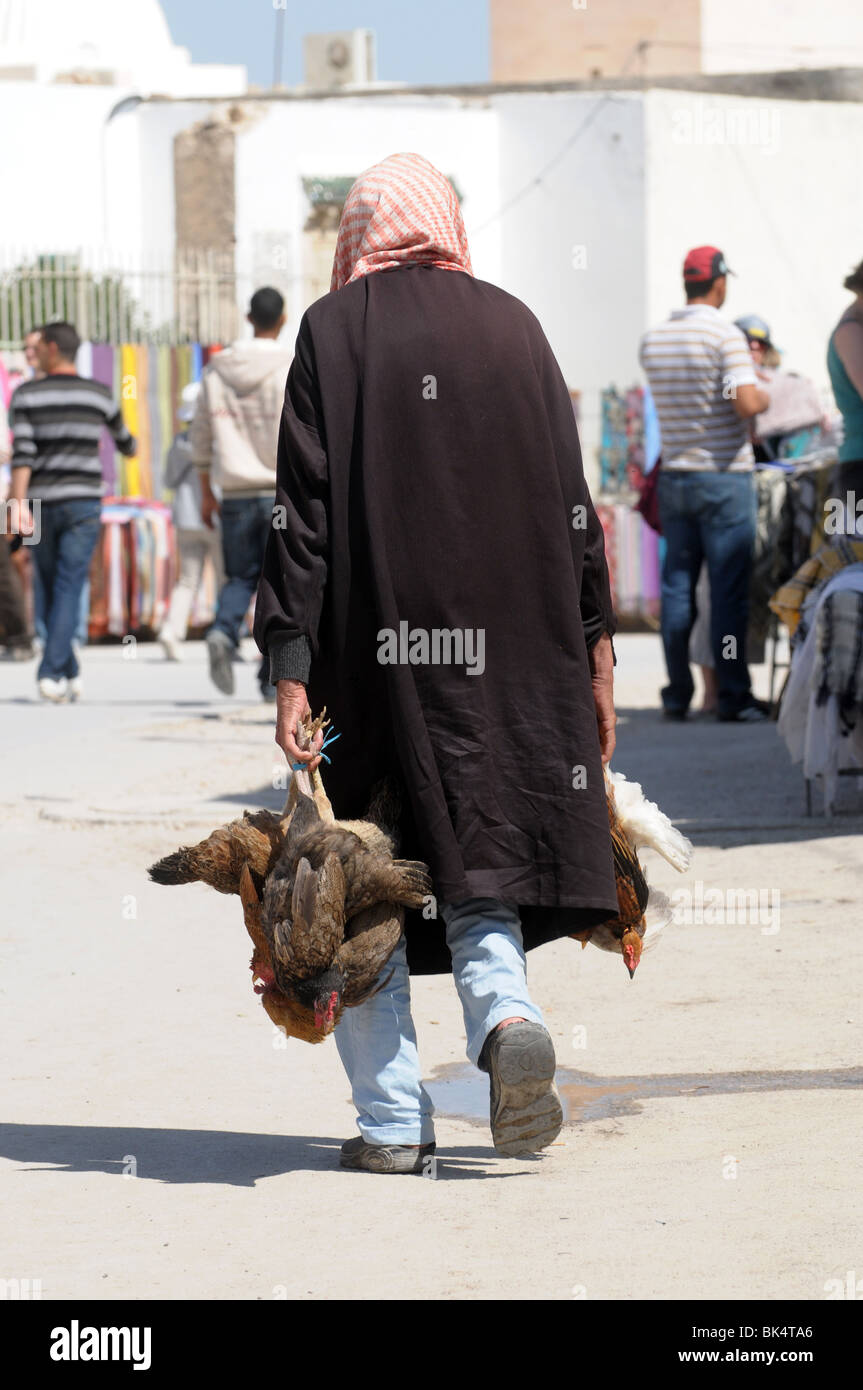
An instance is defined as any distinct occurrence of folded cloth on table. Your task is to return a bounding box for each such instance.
[769,536,863,637]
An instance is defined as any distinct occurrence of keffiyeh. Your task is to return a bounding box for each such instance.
[331,153,473,292]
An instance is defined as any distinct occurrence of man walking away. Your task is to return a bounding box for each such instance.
[640,247,770,722]
[192,287,293,699]
[8,321,136,702]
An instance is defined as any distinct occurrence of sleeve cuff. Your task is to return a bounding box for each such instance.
[268,633,312,685]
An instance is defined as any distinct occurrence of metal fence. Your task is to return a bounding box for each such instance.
[0,247,246,348]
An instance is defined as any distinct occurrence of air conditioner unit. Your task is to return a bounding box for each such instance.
[303,30,377,88]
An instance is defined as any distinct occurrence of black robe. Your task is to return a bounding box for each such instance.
[255,265,618,974]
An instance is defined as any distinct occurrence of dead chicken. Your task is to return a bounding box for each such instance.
[570,767,692,978]
[148,711,431,1040]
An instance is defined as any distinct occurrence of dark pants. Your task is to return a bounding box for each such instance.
[210,495,274,684]
[0,537,30,648]
[32,497,102,681]
[658,470,757,717]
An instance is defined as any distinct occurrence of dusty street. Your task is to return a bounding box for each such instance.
[1,634,861,1301]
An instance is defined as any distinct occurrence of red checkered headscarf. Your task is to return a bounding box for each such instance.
[330,152,473,293]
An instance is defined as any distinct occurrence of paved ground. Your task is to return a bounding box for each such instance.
[1,636,861,1300]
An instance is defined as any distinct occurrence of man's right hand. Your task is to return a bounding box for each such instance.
[275,680,325,771]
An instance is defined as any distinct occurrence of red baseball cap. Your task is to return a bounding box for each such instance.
[683,246,734,282]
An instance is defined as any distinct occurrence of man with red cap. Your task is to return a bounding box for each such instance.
[640,246,770,721]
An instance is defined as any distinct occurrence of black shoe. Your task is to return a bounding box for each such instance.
[718,698,770,723]
[479,1021,563,1157]
[339,1135,436,1174]
[662,707,688,722]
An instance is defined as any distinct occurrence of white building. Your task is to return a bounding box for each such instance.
[0,0,245,255]
[109,75,863,469]
[2,0,862,472]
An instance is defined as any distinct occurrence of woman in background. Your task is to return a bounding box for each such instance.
[827,258,863,506]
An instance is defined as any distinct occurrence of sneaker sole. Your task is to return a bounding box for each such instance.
[488,1025,563,1156]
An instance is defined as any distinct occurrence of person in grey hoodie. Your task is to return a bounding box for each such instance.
[191,287,293,698]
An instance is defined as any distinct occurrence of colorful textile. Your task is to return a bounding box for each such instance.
[91,344,117,493]
[596,502,660,622]
[88,499,175,638]
[331,153,473,292]
[1,343,219,502]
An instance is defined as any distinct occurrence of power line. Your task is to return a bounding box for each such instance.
[471,41,646,238]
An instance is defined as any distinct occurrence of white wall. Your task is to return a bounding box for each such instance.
[233,95,502,333]
[644,88,863,404]
[229,90,646,474]
[0,82,129,253]
[701,0,863,73]
[492,91,647,471]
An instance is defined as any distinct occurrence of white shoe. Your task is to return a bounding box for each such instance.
[159,632,182,662]
[68,677,83,702]
[38,677,69,703]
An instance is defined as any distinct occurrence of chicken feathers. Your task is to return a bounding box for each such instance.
[570,767,693,978]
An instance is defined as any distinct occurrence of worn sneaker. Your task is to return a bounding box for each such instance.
[206,630,235,695]
[339,1135,436,1174]
[68,677,83,702]
[38,677,69,703]
[479,1020,563,1156]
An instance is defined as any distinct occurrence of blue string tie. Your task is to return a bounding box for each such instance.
[290,727,341,773]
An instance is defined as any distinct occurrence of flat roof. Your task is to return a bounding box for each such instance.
[144,66,863,106]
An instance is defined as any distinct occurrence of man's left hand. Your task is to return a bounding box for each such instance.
[589,632,616,764]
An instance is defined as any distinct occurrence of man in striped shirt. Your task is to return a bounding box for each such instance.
[8,321,137,701]
[639,247,770,721]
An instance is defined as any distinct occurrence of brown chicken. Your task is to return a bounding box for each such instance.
[569,768,688,978]
[569,792,650,978]
[260,787,430,1031]
[148,712,432,1040]
[148,808,285,896]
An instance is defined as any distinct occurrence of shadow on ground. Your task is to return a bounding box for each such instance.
[614,705,863,838]
[0,1125,534,1185]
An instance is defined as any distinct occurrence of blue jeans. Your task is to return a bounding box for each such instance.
[658,470,756,716]
[210,495,274,683]
[334,898,546,1146]
[32,564,89,646]
[32,498,102,681]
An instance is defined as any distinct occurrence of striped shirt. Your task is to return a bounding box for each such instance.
[639,305,757,471]
[10,373,136,502]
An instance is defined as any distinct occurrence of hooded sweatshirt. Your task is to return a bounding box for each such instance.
[190,338,293,496]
